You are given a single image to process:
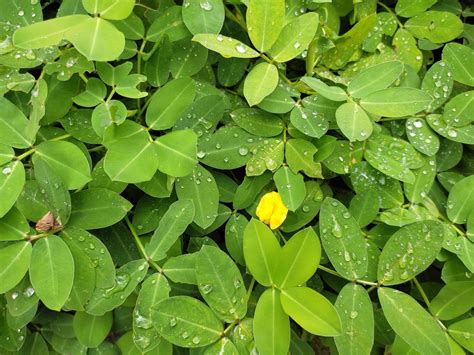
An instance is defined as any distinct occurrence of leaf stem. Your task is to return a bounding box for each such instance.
[413,277,430,307]
[318,265,378,286]
[246,277,256,302]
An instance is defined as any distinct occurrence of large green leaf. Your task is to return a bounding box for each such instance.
[254,288,290,355]
[65,17,125,61]
[68,188,132,229]
[280,287,342,336]
[151,296,223,348]
[33,141,91,190]
[243,219,281,286]
[405,11,464,44]
[446,176,474,224]
[246,0,285,52]
[274,227,321,289]
[175,164,218,229]
[429,281,474,320]
[73,312,113,348]
[182,0,225,35]
[195,245,247,322]
[146,77,196,130]
[378,288,450,355]
[448,318,474,353]
[0,161,25,218]
[335,284,374,355]
[378,221,444,285]
[0,241,31,294]
[360,88,432,117]
[155,130,198,177]
[442,43,474,87]
[145,199,195,261]
[319,197,368,280]
[29,236,74,311]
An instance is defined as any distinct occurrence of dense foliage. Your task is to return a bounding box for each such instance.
[0,0,473,353]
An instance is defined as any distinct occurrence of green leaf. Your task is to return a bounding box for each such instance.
[33,157,71,225]
[427,114,474,144]
[442,43,474,87]
[395,0,437,17]
[280,287,342,336]
[68,188,132,229]
[65,17,125,61]
[182,0,225,35]
[444,91,474,127]
[73,312,113,348]
[429,281,474,320]
[349,190,379,228]
[86,259,149,315]
[145,199,195,261]
[300,77,348,102]
[336,102,373,142]
[285,139,322,178]
[230,108,284,137]
[267,12,319,63]
[378,288,450,355]
[405,118,440,156]
[133,273,170,352]
[0,241,31,294]
[104,135,159,184]
[0,208,29,241]
[146,6,190,43]
[0,97,34,148]
[34,141,91,190]
[0,161,25,218]
[193,34,259,59]
[405,11,464,44]
[175,164,218,229]
[247,0,285,52]
[360,87,432,117]
[146,77,196,130]
[0,145,14,166]
[204,338,240,354]
[254,288,290,355]
[73,78,107,107]
[335,284,374,355]
[448,318,474,353]
[12,15,89,49]
[151,296,223,348]
[162,254,197,284]
[29,236,74,311]
[224,213,247,265]
[82,0,135,20]
[243,219,281,286]
[347,61,404,99]
[378,221,444,285]
[319,197,368,280]
[274,227,321,289]
[421,60,454,112]
[170,39,208,78]
[273,166,306,211]
[243,62,279,106]
[404,158,437,204]
[155,130,198,177]
[447,176,474,224]
[91,101,128,137]
[195,245,247,322]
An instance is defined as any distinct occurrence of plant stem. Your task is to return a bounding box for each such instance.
[318,265,378,286]
[246,278,256,302]
[413,277,430,307]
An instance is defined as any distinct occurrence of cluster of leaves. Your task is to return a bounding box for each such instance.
[0,0,473,354]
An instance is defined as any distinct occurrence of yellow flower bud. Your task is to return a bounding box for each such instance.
[256,191,288,230]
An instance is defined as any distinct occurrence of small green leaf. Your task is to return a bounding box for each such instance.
[378,288,450,355]
[175,164,218,229]
[254,288,290,355]
[195,245,247,322]
[182,0,225,35]
[273,166,306,211]
[274,227,321,289]
[243,219,281,286]
[30,236,74,311]
[73,312,113,348]
[336,102,373,142]
[447,176,474,224]
[429,281,474,320]
[145,199,195,261]
[243,62,279,106]
[247,0,285,52]
[444,91,474,127]
[285,139,322,178]
[0,97,34,148]
[378,221,444,285]
[0,208,29,241]
[193,34,259,59]
[442,43,474,87]
[0,241,31,294]
[82,0,135,20]
[300,77,348,102]
[231,108,284,137]
[163,254,197,284]
[154,130,198,177]
[280,287,342,336]
[448,318,474,353]
[395,0,437,17]
[151,296,223,348]
[0,161,25,218]
[405,11,464,44]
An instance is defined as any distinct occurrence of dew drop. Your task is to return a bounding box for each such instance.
[235,43,246,54]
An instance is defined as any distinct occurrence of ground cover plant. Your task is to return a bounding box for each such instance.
[0,0,473,353]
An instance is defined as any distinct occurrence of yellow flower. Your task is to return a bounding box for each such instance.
[256,191,288,230]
